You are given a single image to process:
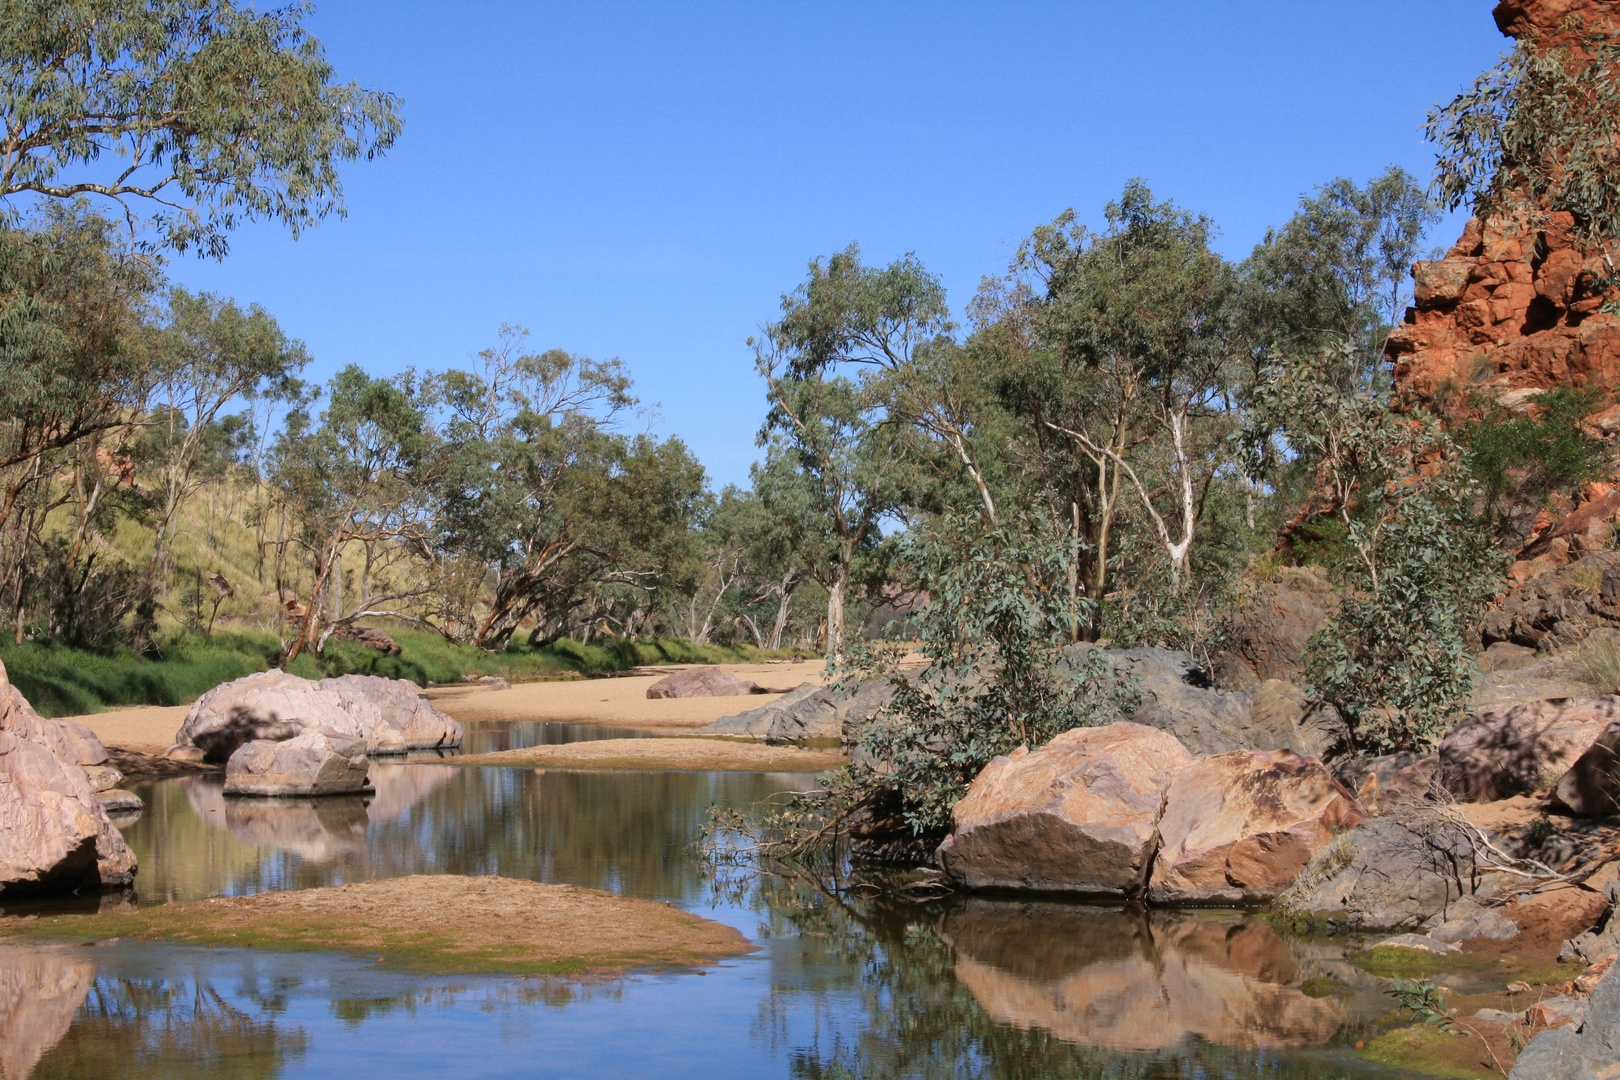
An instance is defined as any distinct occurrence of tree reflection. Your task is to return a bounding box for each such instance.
[29,976,305,1080]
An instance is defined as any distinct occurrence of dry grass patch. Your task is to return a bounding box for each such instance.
[0,875,753,977]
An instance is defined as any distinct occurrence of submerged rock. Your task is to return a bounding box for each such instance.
[1147,749,1364,906]
[645,666,759,699]
[222,728,370,797]
[1438,696,1619,801]
[936,722,1194,898]
[0,666,137,896]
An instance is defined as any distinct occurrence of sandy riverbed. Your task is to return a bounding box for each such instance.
[61,660,830,755]
[1,874,754,976]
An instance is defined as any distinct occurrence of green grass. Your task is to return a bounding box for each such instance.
[0,626,814,717]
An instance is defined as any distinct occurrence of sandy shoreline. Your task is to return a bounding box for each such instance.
[60,660,829,755]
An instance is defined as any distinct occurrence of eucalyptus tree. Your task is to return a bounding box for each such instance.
[431,326,705,650]
[0,201,159,641]
[143,288,308,586]
[754,246,947,661]
[272,365,438,661]
[1010,181,1239,591]
[0,0,402,257]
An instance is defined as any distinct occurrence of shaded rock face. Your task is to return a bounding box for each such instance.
[1281,816,1480,931]
[319,674,460,751]
[329,623,401,654]
[1106,648,1347,760]
[644,666,759,699]
[942,902,1351,1052]
[222,728,370,797]
[1148,750,1365,906]
[1552,720,1620,815]
[175,670,365,763]
[1438,696,1619,801]
[1212,568,1338,690]
[1333,753,1440,815]
[1483,552,1620,652]
[0,674,137,896]
[0,944,96,1080]
[935,723,1195,898]
[700,679,897,746]
[1508,958,1620,1080]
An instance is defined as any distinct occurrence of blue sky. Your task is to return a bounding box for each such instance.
[162,1,1507,489]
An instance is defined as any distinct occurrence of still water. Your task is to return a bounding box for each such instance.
[1,723,1415,1079]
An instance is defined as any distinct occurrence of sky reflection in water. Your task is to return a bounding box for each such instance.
[1,730,1406,1079]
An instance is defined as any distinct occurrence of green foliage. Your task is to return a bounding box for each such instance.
[0,0,402,257]
[1429,29,1620,251]
[1305,490,1505,752]
[1461,386,1609,511]
[1386,977,1454,1031]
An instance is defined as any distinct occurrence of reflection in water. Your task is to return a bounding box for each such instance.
[943,902,1346,1051]
[458,720,655,754]
[0,758,1402,1079]
[0,945,94,1080]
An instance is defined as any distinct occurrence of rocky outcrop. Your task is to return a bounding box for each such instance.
[1551,720,1620,815]
[1483,552,1620,652]
[1212,568,1338,689]
[1147,750,1365,906]
[1108,648,1347,760]
[0,666,137,896]
[52,720,108,767]
[175,670,367,763]
[645,666,759,699]
[319,674,460,750]
[699,678,895,745]
[222,728,370,797]
[1509,958,1620,1080]
[1277,815,1481,931]
[1438,696,1619,800]
[935,723,1195,898]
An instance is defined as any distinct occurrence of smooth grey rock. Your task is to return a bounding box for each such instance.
[97,790,144,814]
[1431,895,1521,943]
[1509,963,1620,1079]
[176,670,369,763]
[1282,816,1480,931]
[700,678,897,747]
[1562,882,1620,966]
[54,719,109,766]
[223,728,369,797]
[82,765,124,793]
[318,674,461,751]
[1473,1008,1522,1024]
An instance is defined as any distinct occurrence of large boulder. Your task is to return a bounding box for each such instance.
[1551,720,1620,816]
[936,722,1195,898]
[1438,696,1620,801]
[0,667,136,896]
[645,666,759,699]
[318,674,461,750]
[223,728,370,797]
[1148,749,1365,906]
[175,670,366,763]
[1277,815,1481,931]
[52,719,108,767]
[1508,959,1620,1080]
[1212,568,1338,690]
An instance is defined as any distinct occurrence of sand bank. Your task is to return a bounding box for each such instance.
[449,736,846,772]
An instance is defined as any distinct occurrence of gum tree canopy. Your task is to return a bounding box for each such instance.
[0,0,402,257]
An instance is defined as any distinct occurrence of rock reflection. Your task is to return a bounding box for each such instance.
[362,762,454,824]
[943,902,1347,1051]
[0,945,95,1080]
[185,784,369,863]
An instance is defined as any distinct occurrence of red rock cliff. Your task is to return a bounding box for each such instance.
[1386,1,1620,416]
